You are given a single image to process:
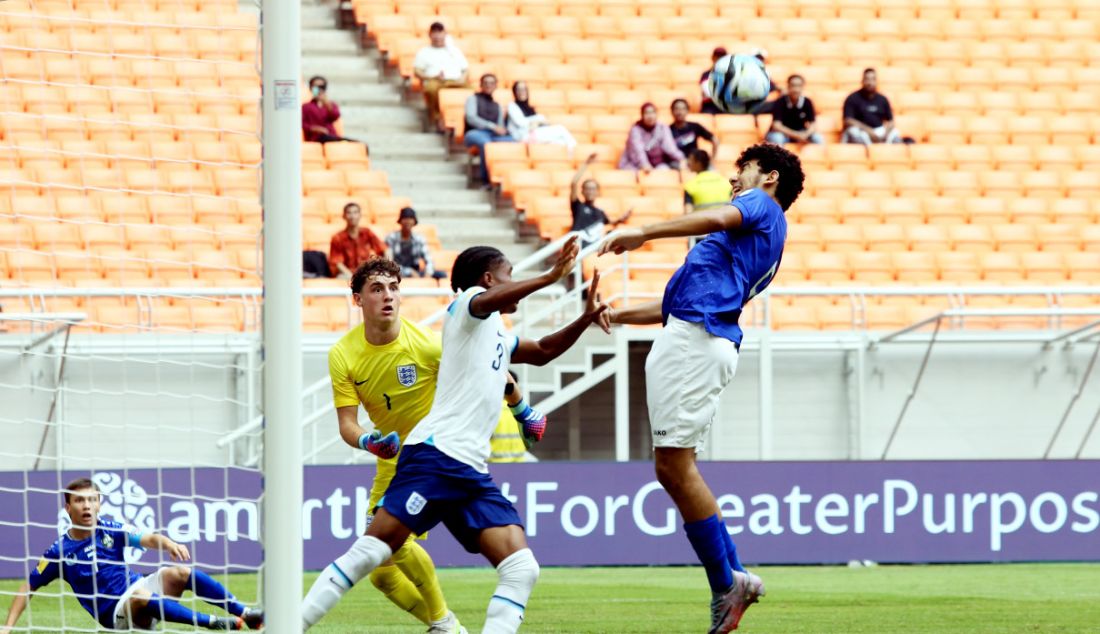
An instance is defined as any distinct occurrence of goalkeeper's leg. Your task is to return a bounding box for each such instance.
[302,512,411,630]
[391,539,450,623]
[369,561,431,625]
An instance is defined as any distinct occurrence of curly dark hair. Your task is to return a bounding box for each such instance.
[736,143,805,211]
[350,258,401,294]
[451,246,507,293]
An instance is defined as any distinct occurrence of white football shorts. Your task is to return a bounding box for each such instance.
[112,567,168,630]
[645,315,738,451]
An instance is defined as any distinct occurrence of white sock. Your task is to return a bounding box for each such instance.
[482,548,540,634]
[301,536,391,629]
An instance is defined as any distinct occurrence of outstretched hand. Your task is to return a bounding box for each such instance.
[587,269,611,334]
[598,228,646,256]
[547,235,580,282]
[167,542,191,562]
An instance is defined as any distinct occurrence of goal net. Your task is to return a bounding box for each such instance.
[0,0,266,629]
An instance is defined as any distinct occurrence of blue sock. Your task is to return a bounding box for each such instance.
[140,595,214,627]
[722,525,747,573]
[189,569,246,616]
[683,514,734,594]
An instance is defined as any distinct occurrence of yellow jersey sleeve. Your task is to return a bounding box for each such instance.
[328,339,360,409]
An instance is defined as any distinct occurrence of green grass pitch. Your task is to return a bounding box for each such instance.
[3,564,1098,632]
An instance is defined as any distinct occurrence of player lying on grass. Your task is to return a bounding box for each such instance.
[1,477,263,632]
[325,257,548,633]
[302,237,609,632]
[600,143,804,633]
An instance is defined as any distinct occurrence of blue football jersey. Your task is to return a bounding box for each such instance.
[662,188,787,345]
[29,517,144,627]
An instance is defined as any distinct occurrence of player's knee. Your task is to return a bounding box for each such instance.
[335,535,392,584]
[169,565,191,584]
[654,458,682,492]
[498,548,539,591]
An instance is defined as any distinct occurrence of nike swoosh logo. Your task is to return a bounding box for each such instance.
[355,379,368,386]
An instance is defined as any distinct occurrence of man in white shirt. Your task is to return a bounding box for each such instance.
[414,22,469,133]
[301,237,612,634]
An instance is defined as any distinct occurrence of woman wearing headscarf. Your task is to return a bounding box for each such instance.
[506,81,576,149]
[618,102,684,171]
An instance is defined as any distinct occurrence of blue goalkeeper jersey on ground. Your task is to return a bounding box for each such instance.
[661,188,787,345]
[29,517,144,627]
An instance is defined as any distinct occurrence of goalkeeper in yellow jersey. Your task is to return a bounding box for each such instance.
[324,258,547,633]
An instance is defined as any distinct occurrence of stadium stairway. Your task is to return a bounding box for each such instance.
[301,0,538,264]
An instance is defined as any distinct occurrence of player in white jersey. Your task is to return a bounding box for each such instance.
[301,236,610,633]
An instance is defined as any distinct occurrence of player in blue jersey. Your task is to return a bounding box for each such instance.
[600,143,804,633]
[301,236,611,633]
[1,477,263,632]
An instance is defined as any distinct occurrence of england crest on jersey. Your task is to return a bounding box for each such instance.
[396,364,417,387]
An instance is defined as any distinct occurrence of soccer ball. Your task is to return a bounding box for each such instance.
[707,54,772,114]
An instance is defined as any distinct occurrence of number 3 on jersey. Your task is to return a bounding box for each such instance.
[491,342,504,370]
[747,260,779,301]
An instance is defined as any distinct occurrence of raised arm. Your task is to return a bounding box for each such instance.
[570,153,597,201]
[608,299,664,325]
[599,205,745,255]
[139,532,191,562]
[1,582,32,633]
[469,236,579,316]
[512,270,610,366]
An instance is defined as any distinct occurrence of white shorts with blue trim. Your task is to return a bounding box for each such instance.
[112,568,168,630]
[645,316,738,451]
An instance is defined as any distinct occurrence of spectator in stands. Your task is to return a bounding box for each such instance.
[572,153,632,249]
[699,47,727,115]
[464,73,513,187]
[765,74,824,145]
[682,149,733,214]
[414,22,469,134]
[618,103,684,172]
[842,68,902,145]
[302,76,361,146]
[329,202,385,279]
[669,98,719,157]
[385,207,445,280]
[506,81,576,149]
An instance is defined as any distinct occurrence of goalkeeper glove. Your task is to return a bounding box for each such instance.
[510,398,547,450]
[359,430,401,460]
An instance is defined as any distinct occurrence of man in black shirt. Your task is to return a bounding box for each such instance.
[670,99,720,157]
[842,68,902,145]
[570,153,632,249]
[764,75,823,145]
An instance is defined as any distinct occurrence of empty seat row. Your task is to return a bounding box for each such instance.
[356,0,1095,21]
[0,193,410,225]
[1,112,258,143]
[781,250,1100,284]
[2,30,256,62]
[1,57,257,89]
[787,223,1100,253]
[0,5,254,31]
[364,10,1100,42]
